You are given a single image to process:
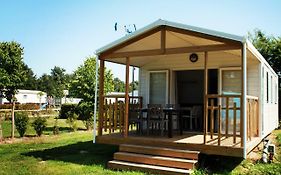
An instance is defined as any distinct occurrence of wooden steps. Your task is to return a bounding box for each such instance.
[108,144,200,175]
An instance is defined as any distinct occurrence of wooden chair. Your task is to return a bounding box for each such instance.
[147,104,167,136]
[128,103,143,134]
[182,105,202,131]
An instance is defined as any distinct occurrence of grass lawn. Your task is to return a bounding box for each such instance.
[0,116,280,175]
[0,131,144,175]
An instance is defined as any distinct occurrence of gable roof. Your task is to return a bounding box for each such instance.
[96,19,245,55]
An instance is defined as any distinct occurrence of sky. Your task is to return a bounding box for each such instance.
[1,0,281,81]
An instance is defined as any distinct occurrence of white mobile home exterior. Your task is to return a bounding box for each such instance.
[0,89,47,104]
[95,19,279,159]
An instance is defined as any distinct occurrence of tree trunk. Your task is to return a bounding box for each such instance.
[0,117,3,142]
[11,101,15,139]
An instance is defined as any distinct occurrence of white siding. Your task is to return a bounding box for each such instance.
[262,65,279,136]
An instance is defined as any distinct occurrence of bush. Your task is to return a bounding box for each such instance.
[76,102,94,130]
[15,112,29,137]
[59,104,77,119]
[32,117,47,136]
[66,112,78,131]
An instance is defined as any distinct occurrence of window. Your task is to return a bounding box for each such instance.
[271,76,273,103]
[275,83,278,104]
[221,69,241,95]
[148,71,168,105]
[266,72,269,103]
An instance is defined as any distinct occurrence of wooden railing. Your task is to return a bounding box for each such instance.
[205,94,259,147]
[99,95,142,134]
[205,94,242,146]
[246,96,259,140]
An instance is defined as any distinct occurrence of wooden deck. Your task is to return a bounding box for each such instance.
[96,131,262,158]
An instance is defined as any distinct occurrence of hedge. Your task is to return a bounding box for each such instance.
[0,103,40,110]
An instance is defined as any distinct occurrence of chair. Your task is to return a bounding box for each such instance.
[128,103,143,134]
[182,105,202,131]
[147,104,168,136]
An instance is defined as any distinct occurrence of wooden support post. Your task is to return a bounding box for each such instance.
[124,57,130,137]
[203,51,208,144]
[241,43,247,157]
[233,102,237,143]
[98,59,105,136]
[161,27,166,54]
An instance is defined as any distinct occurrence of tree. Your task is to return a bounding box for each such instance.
[20,64,38,90]
[0,41,27,138]
[130,80,139,92]
[37,74,54,96]
[69,56,114,127]
[50,66,68,98]
[113,77,125,92]
[37,66,72,98]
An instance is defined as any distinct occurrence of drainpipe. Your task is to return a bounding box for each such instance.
[242,41,247,158]
[93,55,99,143]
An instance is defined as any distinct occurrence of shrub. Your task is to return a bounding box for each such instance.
[15,112,29,137]
[53,117,59,135]
[66,111,78,131]
[32,117,47,136]
[77,102,94,130]
[59,104,77,119]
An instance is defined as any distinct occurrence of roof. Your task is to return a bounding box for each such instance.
[96,19,277,77]
[96,19,244,55]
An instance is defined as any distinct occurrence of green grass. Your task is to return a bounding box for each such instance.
[0,131,144,175]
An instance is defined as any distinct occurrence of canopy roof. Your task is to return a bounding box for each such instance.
[96,19,276,76]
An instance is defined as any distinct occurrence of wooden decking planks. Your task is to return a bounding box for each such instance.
[96,132,245,157]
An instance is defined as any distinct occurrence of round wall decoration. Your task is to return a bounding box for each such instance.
[189,53,198,63]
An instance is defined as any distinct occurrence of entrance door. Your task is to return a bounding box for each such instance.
[176,69,218,131]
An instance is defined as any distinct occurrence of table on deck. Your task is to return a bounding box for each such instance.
[139,107,192,138]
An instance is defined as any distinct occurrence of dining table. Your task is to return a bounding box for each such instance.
[139,107,192,138]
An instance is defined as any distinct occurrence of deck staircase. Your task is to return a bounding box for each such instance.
[108,144,200,175]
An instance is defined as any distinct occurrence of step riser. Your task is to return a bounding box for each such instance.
[108,162,191,175]
[114,153,195,169]
[120,145,198,160]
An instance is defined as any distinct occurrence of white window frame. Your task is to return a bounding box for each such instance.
[147,70,169,105]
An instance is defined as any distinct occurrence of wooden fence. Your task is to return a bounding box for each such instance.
[100,95,142,134]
